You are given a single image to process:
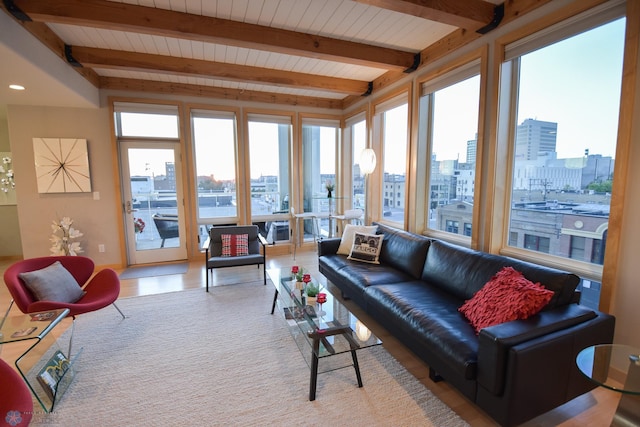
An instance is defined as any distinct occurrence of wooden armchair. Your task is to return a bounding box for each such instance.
[203,225,268,292]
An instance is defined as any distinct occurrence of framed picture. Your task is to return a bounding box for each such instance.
[33,138,91,193]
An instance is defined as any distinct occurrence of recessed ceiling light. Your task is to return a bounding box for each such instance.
[9,84,25,91]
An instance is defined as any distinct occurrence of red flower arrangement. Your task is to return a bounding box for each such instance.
[134,217,145,233]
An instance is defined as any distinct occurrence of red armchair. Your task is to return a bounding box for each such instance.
[3,256,125,354]
[0,358,33,427]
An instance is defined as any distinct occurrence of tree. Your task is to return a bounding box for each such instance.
[586,180,612,193]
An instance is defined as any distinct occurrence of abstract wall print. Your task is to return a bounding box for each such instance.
[33,138,91,193]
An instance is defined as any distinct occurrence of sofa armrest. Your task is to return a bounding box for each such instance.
[477,304,609,395]
[318,238,341,256]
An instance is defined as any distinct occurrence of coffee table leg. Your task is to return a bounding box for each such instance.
[351,350,363,388]
[309,337,320,401]
[270,289,278,314]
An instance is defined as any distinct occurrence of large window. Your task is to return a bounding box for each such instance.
[350,119,367,210]
[420,65,480,238]
[301,119,338,238]
[248,115,291,222]
[376,100,408,224]
[191,111,238,227]
[115,104,179,138]
[505,16,625,267]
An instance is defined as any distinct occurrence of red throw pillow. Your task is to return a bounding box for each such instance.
[221,234,249,257]
[459,266,554,334]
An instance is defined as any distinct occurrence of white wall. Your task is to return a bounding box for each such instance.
[7,105,121,266]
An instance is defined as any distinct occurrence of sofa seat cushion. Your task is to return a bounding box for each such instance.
[365,282,479,380]
[319,254,414,303]
[207,253,264,268]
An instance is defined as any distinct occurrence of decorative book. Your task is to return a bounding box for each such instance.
[37,350,71,401]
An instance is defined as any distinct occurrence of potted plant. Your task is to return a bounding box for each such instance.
[305,282,320,306]
[292,266,305,289]
[325,179,334,198]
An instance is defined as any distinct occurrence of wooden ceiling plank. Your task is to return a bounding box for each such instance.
[100,76,344,109]
[14,0,416,71]
[353,0,497,30]
[71,46,370,95]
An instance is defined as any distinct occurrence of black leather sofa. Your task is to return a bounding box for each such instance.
[318,223,615,426]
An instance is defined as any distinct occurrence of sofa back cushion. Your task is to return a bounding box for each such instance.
[374,223,431,279]
[422,239,580,309]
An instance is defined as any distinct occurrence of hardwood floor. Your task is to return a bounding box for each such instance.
[0,251,620,426]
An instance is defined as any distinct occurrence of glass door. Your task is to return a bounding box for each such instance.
[120,141,187,264]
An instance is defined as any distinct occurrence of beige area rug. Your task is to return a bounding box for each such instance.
[30,283,469,427]
[118,262,189,280]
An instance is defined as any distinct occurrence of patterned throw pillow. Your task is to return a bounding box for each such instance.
[347,232,384,264]
[458,266,554,334]
[221,234,249,257]
[337,224,378,255]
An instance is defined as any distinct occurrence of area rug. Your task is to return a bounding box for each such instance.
[30,283,468,427]
[118,262,189,279]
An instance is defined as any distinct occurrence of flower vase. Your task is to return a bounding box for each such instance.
[306,296,317,306]
[295,281,304,290]
[327,190,332,198]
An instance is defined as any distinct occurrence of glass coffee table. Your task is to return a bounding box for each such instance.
[267,267,381,400]
[576,344,640,426]
[0,308,76,412]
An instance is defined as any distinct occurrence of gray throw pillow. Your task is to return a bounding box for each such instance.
[19,261,85,303]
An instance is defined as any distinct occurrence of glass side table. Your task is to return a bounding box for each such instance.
[576,344,640,426]
[0,308,76,412]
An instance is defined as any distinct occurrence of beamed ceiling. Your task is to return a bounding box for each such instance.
[1,0,551,110]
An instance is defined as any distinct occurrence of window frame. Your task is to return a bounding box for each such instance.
[493,3,627,290]
[189,108,240,227]
[415,49,487,246]
[372,91,410,228]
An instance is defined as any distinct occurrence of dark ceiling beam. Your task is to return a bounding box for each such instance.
[13,0,417,71]
[353,0,500,31]
[69,46,371,95]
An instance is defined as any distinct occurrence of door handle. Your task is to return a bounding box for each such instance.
[125,200,138,214]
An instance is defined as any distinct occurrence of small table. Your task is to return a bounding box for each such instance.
[576,344,640,426]
[0,309,76,412]
[267,267,381,400]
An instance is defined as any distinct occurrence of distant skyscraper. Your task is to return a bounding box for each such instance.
[515,118,557,160]
[466,135,477,164]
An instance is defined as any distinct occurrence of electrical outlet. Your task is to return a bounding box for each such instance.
[98,244,105,253]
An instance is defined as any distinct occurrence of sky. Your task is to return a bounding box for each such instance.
[517,17,625,159]
[432,17,625,162]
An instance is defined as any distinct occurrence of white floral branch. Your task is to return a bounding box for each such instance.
[50,217,84,256]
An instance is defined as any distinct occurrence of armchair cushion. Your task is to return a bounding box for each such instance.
[18,261,86,303]
[221,233,249,257]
